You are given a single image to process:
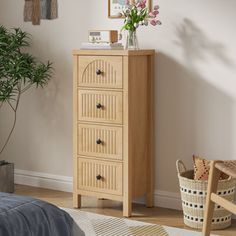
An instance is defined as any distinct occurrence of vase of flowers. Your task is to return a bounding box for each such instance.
[121,0,161,50]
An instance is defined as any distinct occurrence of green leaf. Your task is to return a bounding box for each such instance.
[0,25,53,102]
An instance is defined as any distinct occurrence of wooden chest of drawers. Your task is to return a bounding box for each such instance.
[73,50,155,217]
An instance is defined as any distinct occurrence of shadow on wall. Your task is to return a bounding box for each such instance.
[0,42,73,172]
[174,18,234,68]
[155,19,235,192]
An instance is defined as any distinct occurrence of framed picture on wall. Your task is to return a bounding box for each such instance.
[108,0,152,19]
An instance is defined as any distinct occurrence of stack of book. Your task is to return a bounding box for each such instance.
[80,42,124,50]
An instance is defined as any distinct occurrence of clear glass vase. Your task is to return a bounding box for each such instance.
[125,30,139,50]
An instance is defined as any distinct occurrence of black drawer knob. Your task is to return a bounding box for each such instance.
[96,69,102,75]
[96,139,102,145]
[96,103,103,109]
[96,175,102,180]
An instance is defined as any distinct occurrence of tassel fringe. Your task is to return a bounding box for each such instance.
[51,0,58,19]
[32,0,41,25]
[24,0,32,22]
[24,0,58,25]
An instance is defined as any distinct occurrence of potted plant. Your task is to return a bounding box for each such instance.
[0,25,53,192]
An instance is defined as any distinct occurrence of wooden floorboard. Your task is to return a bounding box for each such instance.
[15,185,236,236]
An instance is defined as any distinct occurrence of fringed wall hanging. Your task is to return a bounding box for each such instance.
[24,0,58,25]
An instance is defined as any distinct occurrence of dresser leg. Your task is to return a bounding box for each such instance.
[73,194,81,208]
[146,192,154,208]
[123,199,132,217]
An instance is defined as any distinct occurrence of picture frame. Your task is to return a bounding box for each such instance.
[108,0,152,19]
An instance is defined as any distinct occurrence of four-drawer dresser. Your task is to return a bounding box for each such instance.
[73,49,155,217]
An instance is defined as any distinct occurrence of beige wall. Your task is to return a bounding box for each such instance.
[0,0,236,193]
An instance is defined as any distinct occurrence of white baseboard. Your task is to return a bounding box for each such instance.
[14,169,73,193]
[154,190,182,210]
[14,169,182,207]
[14,169,182,209]
[133,190,182,210]
[14,169,235,219]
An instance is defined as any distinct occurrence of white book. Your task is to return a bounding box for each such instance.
[81,42,124,50]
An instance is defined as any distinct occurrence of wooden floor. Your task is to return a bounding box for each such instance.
[15,185,236,236]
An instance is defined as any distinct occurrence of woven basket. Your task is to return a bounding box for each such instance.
[176,160,236,230]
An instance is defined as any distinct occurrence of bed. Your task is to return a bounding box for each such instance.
[0,192,85,236]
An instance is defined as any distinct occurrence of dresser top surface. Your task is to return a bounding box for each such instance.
[73,49,155,56]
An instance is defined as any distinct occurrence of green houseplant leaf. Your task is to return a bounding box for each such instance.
[0,25,53,156]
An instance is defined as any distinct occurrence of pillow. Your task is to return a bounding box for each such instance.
[193,155,228,180]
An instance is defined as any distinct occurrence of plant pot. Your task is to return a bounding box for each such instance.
[0,161,14,193]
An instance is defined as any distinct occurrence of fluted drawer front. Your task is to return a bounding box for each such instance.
[78,124,123,160]
[78,56,123,89]
[78,158,123,195]
[78,90,123,124]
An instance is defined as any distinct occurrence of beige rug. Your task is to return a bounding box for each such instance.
[63,208,217,236]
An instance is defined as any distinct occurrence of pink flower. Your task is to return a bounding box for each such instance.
[149,10,159,18]
[150,19,162,26]
[137,0,146,9]
[153,10,159,16]
[150,19,158,26]
[154,5,159,10]
[149,12,156,18]
[125,0,130,5]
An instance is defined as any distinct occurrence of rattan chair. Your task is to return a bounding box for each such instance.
[202,161,236,236]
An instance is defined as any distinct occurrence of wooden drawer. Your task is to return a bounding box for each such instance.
[78,124,123,160]
[78,89,123,124]
[78,56,123,89]
[78,158,123,195]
